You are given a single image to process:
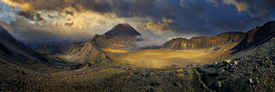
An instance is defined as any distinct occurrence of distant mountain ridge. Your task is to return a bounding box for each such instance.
[162,21,275,54]
[161,32,246,50]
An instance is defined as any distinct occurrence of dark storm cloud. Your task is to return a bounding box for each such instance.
[120,0,255,35]
[179,0,254,32]
[35,13,44,20]
[65,11,74,16]
[18,11,35,20]
[234,0,275,23]
[48,14,54,18]
[5,0,275,36]
[17,11,44,21]
[235,0,275,8]
[64,21,73,26]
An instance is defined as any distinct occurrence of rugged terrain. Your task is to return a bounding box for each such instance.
[0,21,275,92]
[162,21,275,54]
[162,32,246,51]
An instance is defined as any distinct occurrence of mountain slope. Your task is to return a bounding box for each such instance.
[0,26,47,64]
[92,34,118,49]
[30,41,81,55]
[230,21,275,53]
[162,21,275,55]
[64,24,143,66]
[162,32,246,50]
[66,40,100,64]
[104,23,141,38]
[94,24,142,50]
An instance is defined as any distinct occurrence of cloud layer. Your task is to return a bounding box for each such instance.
[0,0,274,46]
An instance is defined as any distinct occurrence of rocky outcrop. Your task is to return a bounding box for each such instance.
[92,34,118,49]
[66,39,117,69]
[66,40,100,64]
[0,26,47,64]
[230,21,275,53]
[162,32,246,50]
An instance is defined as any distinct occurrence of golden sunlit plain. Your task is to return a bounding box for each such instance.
[110,49,217,68]
[103,48,128,53]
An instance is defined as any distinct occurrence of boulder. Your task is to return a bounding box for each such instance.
[150,72,155,76]
[174,82,183,88]
[214,81,222,89]
[248,78,253,84]
[185,70,191,75]
[176,69,183,73]
[234,61,238,65]
[213,62,218,67]
[223,60,231,65]
[216,69,225,75]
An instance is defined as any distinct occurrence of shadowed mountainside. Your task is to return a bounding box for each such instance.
[0,26,47,64]
[32,41,81,55]
[230,21,275,54]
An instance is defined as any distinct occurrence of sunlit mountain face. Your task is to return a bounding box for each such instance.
[0,0,275,92]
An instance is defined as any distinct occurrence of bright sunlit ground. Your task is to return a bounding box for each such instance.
[112,49,219,68]
[103,48,128,53]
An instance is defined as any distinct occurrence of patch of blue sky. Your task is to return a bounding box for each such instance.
[0,1,17,23]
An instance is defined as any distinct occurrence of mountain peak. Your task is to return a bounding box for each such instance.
[104,23,141,37]
[118,23,130,28]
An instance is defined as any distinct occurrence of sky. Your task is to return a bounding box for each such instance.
[0,0,274,46]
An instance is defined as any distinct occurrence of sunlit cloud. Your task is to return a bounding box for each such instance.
[0,0,274,46]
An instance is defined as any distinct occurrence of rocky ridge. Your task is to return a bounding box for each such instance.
[162,32,246,50]
[162,21,275,55]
